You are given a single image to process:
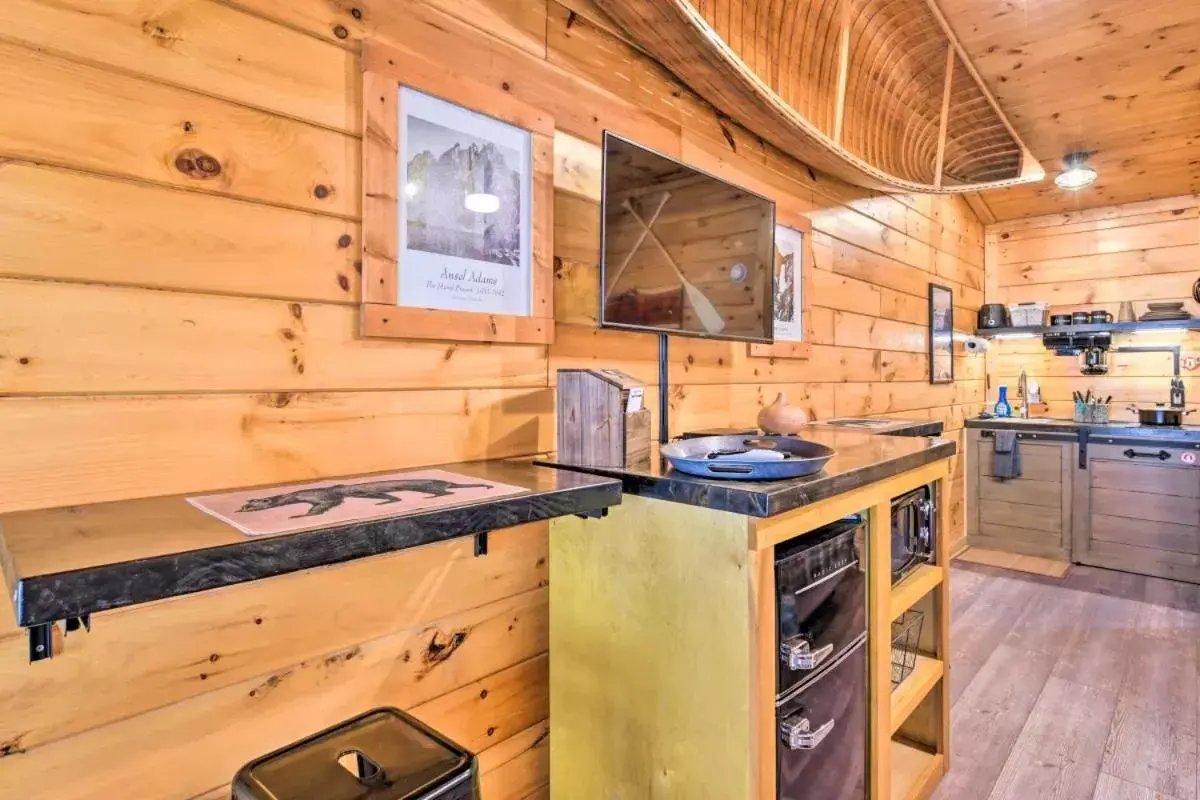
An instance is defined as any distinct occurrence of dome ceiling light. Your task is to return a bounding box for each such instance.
[1054,151,1098,191]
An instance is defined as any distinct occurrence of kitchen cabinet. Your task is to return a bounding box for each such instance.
[966,430,1075,560]
[1073,441,1200,583]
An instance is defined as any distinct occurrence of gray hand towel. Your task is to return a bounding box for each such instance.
[992,430,1022,480]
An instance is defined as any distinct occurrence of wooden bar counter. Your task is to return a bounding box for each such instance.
[539,429,955,800]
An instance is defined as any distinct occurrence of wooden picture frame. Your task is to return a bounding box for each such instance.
[749,211,813,360]
[928,283,954,384]
[359,42,555,344]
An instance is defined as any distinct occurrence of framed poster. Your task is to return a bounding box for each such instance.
[360,42,555,344]
[748,208,812,360]
[929,283,954,384]
[770,225,805,342]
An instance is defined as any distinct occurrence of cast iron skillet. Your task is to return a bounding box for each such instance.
[1126,404,1195,426]
[660,435,836,480]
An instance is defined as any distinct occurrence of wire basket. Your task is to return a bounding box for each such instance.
[891,609,925,691]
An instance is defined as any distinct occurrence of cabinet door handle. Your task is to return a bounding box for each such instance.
[1123,448,1170,461]
[780,715,836,750]
[779,639,834,671]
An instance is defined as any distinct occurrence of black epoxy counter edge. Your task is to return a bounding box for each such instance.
[11,475,621,627]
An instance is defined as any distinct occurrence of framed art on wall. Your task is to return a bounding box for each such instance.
[360,42,555,344]
[748,208,813,360]
[928,283,954,384]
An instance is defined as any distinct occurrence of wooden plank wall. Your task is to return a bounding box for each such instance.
[985,195,1200,419]
[0,1,982,797]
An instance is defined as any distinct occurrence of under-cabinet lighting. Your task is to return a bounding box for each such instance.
[992,332,1037,340]
[1133,327,1188,335]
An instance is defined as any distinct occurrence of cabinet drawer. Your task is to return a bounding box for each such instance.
[977,476,1061,508]
[978,440,1064,482]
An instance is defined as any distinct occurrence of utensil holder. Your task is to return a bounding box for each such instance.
[1088,405,1110,424]
[891,609,924,690]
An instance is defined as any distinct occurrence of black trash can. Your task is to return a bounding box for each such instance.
[233,707,476,800]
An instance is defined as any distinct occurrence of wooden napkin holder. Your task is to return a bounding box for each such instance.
[557,368,651,469]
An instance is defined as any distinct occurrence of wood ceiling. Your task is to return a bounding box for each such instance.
[939,0,1200,220]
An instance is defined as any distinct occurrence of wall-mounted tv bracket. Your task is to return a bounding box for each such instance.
[28,614,91,663]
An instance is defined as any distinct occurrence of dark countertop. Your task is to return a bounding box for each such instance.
[0,460,621,628]
[536,427,955,518]
[966,416,1200,445]
[805,418,945,438]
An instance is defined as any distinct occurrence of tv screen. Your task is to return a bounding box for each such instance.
[600,132,776,343]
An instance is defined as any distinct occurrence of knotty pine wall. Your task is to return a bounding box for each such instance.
[0,1,982,797]
[985,195,1200,419]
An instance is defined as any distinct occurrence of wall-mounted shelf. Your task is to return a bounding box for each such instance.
[975,319,1200,338]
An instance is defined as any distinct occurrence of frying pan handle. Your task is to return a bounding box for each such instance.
[706,464,755,474]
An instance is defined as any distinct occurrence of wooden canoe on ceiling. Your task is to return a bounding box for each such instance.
[594,0,1045,194]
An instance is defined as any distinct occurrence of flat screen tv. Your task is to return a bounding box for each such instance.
[600,132,777,343]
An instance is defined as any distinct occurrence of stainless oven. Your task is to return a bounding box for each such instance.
[775,518,868,800]
[892,484,935,583]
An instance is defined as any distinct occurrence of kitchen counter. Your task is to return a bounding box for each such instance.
[966,416,1200,445]
[0,460,621,629]
[537,427,955,517]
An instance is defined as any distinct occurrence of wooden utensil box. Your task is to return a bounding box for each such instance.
[557,368,651,468]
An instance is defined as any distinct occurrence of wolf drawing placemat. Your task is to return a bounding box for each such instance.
[187,469,529,537]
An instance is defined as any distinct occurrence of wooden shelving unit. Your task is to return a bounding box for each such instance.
[890,564,942,620]
[891,741,944,800]
[891,655,944,735]
[874,491,951,800]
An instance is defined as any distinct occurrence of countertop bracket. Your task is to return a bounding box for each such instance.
[1078,428,1089,468]
[473,532,488,557]
[574,508,609,520]
[28,614,91,663]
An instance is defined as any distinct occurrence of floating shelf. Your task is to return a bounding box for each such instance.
[975,319,1200,338]
[891,564,942,620]
[891,740,944,800]
[891,654,943,734]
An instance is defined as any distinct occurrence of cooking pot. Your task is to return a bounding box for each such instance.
[1050,313,1073,327]
[977,304,1009,329]
[1127,404,1195,427]
[1089,310,1113,324]
[1071,311,1091,325]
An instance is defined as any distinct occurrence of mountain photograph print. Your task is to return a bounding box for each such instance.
[397,87,533,317]
[405,115,522,266]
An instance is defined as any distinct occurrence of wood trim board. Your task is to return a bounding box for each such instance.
[359,41,555,345]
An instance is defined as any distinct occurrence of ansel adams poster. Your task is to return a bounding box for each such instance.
[398,87,532,316]
[772,225,804,342]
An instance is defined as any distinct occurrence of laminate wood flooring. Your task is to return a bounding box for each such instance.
[934,562,1200,800]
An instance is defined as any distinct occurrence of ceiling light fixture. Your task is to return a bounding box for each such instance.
[1054,151,1098,191]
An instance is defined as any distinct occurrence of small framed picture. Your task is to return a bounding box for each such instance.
[360,42,555,345]
[747,205,813,360]
[771,225,805,343]
[928,283,954,384]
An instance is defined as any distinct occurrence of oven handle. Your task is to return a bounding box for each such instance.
[780,639,835,671]
[780,715,836,750]
[785,558,860,597]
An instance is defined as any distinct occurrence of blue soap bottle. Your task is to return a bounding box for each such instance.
[994,386,1012,417]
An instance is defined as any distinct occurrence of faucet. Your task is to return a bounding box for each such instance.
[1017,370,1029,419]
[1111,345,1184,408]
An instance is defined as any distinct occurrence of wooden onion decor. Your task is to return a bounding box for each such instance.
[594,0,1044,193]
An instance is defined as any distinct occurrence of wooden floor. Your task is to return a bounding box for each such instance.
[934,561,1200,800]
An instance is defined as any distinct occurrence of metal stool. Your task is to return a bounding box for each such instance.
[233,708,476,799]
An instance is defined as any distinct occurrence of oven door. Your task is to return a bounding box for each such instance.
[777,636,867,800]
[776,521,867,697]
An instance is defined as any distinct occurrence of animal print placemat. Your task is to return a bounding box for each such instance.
[187,469,529,537]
